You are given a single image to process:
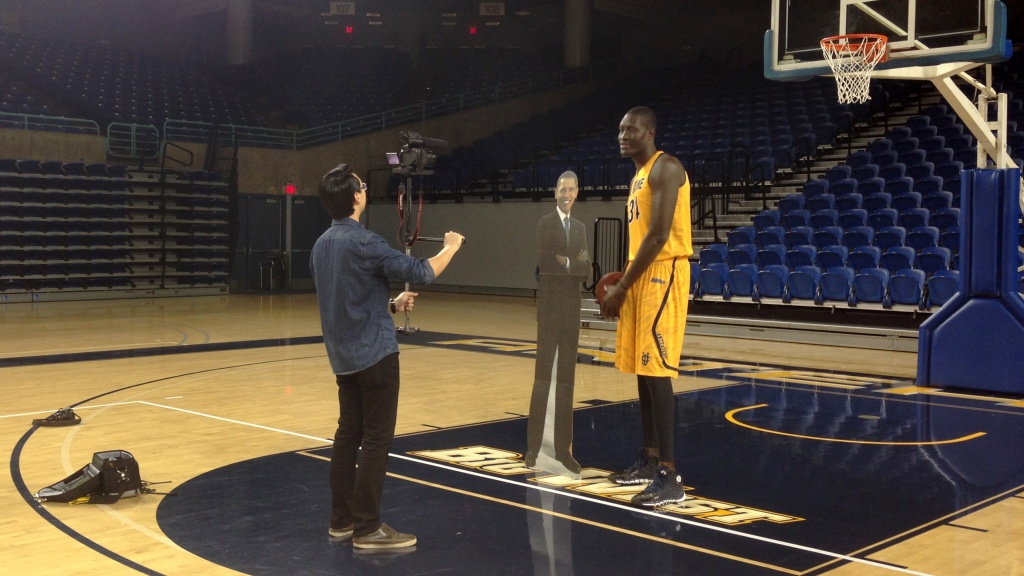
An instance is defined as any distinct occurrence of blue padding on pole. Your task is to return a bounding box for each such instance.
[968,170,1002,296]
[917,168,1024,393]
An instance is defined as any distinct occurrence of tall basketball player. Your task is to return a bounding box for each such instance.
[599,106,692,507]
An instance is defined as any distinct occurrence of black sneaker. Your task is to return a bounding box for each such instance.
[607,455,659,485]
[631,466,686,507]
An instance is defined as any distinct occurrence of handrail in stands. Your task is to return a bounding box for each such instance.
[106,122,161,160]
[0,112,99,135]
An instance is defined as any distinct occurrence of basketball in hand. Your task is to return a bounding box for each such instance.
[595,271,624,305]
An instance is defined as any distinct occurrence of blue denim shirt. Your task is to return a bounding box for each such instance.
[311,218,436,374]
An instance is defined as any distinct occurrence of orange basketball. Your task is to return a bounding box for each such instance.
[595,271,624,305]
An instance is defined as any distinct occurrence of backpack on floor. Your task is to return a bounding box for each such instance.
[35,450,146,504]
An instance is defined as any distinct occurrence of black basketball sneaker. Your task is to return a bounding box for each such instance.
[631,466,686,507]
[607,455,659,485]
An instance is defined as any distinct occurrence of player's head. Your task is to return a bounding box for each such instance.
[319,163,366,219]
[554,170,578,214]
[619,106,657,159]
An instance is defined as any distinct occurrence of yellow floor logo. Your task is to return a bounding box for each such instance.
[410,445,803,526]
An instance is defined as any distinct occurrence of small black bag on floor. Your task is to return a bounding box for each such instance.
[36,450,145,504]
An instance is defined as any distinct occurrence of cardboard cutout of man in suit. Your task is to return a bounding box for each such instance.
[526,170,590,478]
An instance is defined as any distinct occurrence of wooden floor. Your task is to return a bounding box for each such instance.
[1,292,1021,576]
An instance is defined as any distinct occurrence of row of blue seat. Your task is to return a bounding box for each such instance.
[702,242,957,276]
[695,263,957,310]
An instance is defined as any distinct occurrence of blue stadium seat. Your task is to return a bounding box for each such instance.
[696,263,730,297]
[727,244,758,268]
[838,208,869,230]
[916,246,952,277]
[777,193,806,215]
[829,179,858,198]
[858,178,886,196]
[874,225,907,252]
[727,225,756,248]
[933,206,962,230]
[880,245,916,274]
[755,226,786,249]
[891,192,923,212]
[926,269,959,309]
[824,165,851,185]
[835,193,864,212]
[786,265,821,302]
[938,227,961,253]
[807,193,837,213]
[921,191,954,212]
[846,151,873,168]
[755,244,787,269]
[809,208,839,230]
[727,264,759,300]
[819,266,855,304]
[848,246,882,273]
[781,209,811,229]
[699,243,729,267]
[852,267,889,305]
[842,225,874,250]
[786,245,818,269]
[813,225,844,249]
[913,174,944,196]
[885,176,915,195]
[815,245,849,270]
[784,225,814,249]
[878,162,907,182]
[860,192,892,213]
[752,209,781,231]
[802,178,830,198]
[905,225,940,252]
[756,264,789,300]
[898,207,930,229]
[888,268,926,308]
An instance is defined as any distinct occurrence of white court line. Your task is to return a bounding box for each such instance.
[1,402,136,419]
[131,400,931,576]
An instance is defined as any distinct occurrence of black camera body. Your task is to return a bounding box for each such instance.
[388,132,448,176]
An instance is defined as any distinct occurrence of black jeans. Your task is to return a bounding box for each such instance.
[330,352,400,536]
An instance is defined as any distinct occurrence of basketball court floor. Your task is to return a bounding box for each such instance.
[2,292,1023,576]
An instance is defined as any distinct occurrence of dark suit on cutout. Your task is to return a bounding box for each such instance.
[526,209,590,476]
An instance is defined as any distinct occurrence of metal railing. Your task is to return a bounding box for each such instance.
[0,112,100,135]
[106,122,161,159]
[3,63,604,154]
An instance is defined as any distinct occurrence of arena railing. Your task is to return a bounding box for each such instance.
[0,112,100,135]
[6,65,602,152]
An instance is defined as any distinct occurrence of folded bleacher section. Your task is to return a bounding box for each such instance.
[0,159,230,301]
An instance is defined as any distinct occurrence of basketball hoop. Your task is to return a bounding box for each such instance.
[820,34,888,104]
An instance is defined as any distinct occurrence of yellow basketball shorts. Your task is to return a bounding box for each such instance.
[615,257,690,377]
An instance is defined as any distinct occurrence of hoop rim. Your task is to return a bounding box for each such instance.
[821,33,888,51]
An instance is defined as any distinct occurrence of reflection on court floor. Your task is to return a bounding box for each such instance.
[156,359,1024,576]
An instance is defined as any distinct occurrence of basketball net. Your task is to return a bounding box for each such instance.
[821,34,888,104]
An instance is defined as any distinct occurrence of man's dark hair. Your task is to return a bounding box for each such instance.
[626,106,657,132]
[318,163,359,219]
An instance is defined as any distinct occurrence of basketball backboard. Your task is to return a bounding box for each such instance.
[765,0,1011,81]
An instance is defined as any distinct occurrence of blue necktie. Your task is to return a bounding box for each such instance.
[563,217,570,245]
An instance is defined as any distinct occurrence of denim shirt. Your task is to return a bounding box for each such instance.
[311,218,436,374]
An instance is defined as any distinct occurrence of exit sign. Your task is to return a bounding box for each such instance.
[480,2,505,16]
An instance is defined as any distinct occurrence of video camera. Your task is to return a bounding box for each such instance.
[387,132,448,176]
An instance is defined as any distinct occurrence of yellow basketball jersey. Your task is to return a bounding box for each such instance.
[626,151,692,262]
